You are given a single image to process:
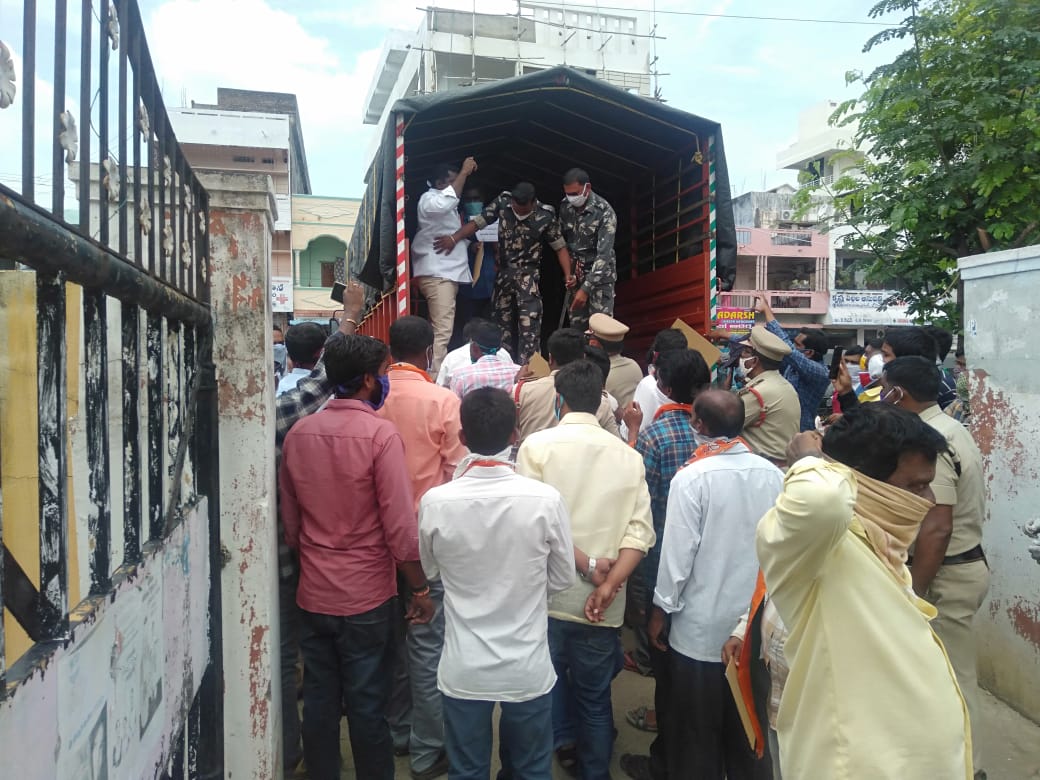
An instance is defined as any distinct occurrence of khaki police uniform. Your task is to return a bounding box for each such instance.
[916,404,989,772]
[607,354,643,409]
[516,371,620,443]
[737,326,800,464]
[588,313,643,409]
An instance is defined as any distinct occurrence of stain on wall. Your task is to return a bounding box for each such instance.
[0,501,210,779]
[962,246,1040,723]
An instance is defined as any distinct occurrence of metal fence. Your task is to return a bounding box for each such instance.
[0,1,221,776]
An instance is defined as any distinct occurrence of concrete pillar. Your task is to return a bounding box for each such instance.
[201,172,282,779]
[960,244,1040,723]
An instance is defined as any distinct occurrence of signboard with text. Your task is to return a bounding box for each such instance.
[271,277,294,313]
[716,307,756,333]
[829,290,912,326]
[475,221,499,243]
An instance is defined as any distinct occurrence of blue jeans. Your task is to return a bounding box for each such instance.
[299,600,396,780]
[548,619,623,780]
[443,693,553,780]
[407,580,447,772]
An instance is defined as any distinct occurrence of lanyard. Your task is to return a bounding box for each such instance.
[389,363,433,382]
[653,402,691,421]
[460,459,514,477]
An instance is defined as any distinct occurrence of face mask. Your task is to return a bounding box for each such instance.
[364,374,391,411]
[881,386,903,405]
[273,343,287,368]
[565,184,590,208]
[736,356,755,380]
[463,201,482,217]
[867,353,885,381]
[553,394,564,421]
[512,207,532,221]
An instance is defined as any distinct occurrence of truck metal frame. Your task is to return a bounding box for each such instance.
[348,66,737,356]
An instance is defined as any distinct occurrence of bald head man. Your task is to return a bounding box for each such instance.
[692,389,745,440]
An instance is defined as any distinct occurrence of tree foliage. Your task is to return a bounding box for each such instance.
[795,0,1040,329]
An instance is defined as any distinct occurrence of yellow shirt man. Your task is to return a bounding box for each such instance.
[757,457,971,780]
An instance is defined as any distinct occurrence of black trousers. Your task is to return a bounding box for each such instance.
[299,600,396,780]
[647,639,671,779]
[667,652,772,780]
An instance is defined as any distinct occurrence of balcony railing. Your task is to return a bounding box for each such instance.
[771,230,813,247]
[721,290,829,315]
[734,226,828,256]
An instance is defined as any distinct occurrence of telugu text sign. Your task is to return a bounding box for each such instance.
[829,290,912,326]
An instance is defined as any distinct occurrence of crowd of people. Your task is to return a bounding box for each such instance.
[268,160,987,780]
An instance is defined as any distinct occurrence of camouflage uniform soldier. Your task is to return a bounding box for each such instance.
[559,168,618,333]
[435,182,573,364]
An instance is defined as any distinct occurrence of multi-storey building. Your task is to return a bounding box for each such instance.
[722,185,832,330]
[775,101,911,343]
[169,89,310,327]
[363,3,655,159]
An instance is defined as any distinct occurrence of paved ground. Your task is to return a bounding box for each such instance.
[319,667,1040,779]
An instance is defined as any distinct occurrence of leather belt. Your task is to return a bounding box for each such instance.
[908,544,985,567]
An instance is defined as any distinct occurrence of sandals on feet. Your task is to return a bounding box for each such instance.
[625,705,658,733]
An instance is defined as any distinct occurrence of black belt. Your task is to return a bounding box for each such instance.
[908,544,985,567]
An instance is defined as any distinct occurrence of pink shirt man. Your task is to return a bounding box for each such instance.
[280,398,419,616]
[379,363,469,511]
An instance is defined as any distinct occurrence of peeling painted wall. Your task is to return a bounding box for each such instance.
[0,501,210,779]
[960,245,1040,723]
[201,171,282,779]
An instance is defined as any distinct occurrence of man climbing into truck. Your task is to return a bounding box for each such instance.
[559,168,619,333]
[434,182,575,364]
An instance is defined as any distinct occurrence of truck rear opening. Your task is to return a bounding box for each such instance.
[348,66,737,359]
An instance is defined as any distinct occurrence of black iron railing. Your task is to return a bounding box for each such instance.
[1,1,222,775]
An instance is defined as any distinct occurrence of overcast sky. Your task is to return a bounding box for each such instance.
[1,0,902,201]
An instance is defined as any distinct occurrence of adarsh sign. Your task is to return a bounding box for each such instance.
[716,307,756,332]
[829,290,912,326]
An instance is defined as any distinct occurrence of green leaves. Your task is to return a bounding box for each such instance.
[800,0,1040,330]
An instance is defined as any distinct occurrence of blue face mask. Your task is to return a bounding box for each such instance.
[553,394,564,421]
[463,201,482,217]
[364,374,391,411]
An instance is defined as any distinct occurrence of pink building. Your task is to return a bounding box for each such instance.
[721,226,830,320]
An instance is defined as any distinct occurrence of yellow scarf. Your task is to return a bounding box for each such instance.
[848,469,933,581]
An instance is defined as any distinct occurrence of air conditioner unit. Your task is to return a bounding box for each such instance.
[781,210,793,221]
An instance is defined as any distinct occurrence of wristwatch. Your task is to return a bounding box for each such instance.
[587,557,597,579]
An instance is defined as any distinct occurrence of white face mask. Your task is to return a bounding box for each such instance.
[735,356,755,380]
[512,207,532,221]
[867,353,885,381]
[565,184,590,208]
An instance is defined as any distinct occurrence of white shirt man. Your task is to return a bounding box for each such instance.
[419,387,575,778]
[652,389,783,778]
[436,342,512,388]
[276,366,312,396]
[412,185,472,285]
[412,158,478,375]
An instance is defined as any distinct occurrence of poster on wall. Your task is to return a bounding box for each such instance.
[57,614,115,780]
[716,307,756,333]
[271,276,294,313]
